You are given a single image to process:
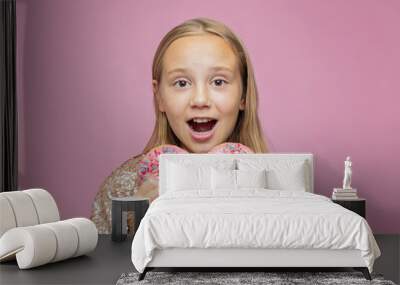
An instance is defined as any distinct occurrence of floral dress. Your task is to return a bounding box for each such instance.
[90,142,253,234]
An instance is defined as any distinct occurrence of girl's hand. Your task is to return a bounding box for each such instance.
[136,175,159,202]
[137,144,188,184]
[209,142,254,154]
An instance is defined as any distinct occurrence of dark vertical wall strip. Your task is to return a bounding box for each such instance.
[0,0,17,192]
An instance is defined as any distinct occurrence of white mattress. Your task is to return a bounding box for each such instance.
[131,189,381,273]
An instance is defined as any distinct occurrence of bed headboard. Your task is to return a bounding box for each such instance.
[159,153,314,195]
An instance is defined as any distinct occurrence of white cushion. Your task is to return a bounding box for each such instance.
[0,196,16,237]
[0,225,57,268]
[64,218,98,257]
[0,218,98,269]
[238,159,307,191]
[0,189,60,237]
[0,191,39,227]
[211,169,268,190]
[268,168,306,191]
[24,189,60,223]
[211,168,237,190]
[236,169,268,189]
[160,155,237,195]
[42,221,79,262]
[167,162,212,191]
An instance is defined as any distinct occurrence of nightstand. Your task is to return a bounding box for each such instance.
[111,196,149,242]
[332,198,366,218]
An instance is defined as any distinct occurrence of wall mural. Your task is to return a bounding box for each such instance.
[90,18,268,234]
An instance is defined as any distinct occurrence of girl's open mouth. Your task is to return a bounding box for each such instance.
[187,118,218,142]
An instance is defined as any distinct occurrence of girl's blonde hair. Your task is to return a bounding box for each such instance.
[143,17,268,153]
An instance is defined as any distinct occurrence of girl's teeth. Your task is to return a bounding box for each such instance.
[193,118,211,123]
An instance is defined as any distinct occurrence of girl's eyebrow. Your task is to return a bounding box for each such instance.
[167,66,234,76]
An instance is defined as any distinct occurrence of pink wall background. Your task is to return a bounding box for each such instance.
[16,0,400,233]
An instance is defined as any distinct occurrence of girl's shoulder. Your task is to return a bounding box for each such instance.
[117,153,146,173]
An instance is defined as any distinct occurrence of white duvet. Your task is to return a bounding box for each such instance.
[131,189,381,273]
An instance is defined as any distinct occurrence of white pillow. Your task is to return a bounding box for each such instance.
[236,169,267,188]
[266,166,306,191]
[211,168,236,190]
[211,168,268,190]
[237,159,307,191]
[167,162,212,191]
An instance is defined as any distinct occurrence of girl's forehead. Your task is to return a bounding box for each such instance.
[162,34,239,74]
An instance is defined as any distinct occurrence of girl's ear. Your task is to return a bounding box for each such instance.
[239,97,245,110]
[153,80,165,112]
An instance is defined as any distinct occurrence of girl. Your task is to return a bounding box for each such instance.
[91,17,268,233]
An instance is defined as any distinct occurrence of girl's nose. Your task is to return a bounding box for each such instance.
[190,85,211,108]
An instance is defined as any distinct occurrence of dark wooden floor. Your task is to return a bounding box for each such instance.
[374,234,400,284]
[0,234,398,285]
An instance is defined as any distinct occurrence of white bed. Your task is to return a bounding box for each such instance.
[131,153,381,281]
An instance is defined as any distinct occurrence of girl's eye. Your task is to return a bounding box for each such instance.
[212,79,228,87]
[173,80,190,88]
[173,79,228,88]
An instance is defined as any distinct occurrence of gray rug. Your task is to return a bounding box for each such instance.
[116,271,396,285]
